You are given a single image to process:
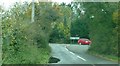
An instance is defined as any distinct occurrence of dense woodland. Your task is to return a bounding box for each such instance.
[1,2,119,63]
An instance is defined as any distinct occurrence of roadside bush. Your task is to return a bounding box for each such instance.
[2,2,55,64]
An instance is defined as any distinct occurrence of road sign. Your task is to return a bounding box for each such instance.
[70,37,79,40]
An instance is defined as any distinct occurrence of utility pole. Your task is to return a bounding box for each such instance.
[31,0,35,23]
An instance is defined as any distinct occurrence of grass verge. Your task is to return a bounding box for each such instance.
[88,51,119,63]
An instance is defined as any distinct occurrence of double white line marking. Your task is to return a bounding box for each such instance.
[65,45,86,61]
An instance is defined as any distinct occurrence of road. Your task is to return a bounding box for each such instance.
[49,44,118,64]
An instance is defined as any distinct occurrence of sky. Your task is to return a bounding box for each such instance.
[0,0,73,10]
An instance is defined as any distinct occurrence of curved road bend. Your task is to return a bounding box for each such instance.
[49,44,118,64]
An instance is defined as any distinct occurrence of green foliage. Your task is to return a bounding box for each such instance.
[80,2,118,57]
[2,2,59,64]
[117,2,120,58]
[3,44,51,64]
[69,2,119,59]
[49,4,72,44]
[50,22,70,43]
[70,18,89,38]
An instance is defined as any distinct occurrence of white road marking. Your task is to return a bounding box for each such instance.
[77,55,86,61]
[65,48,69,51]
[65,46,87,61]
[70,52,75,55]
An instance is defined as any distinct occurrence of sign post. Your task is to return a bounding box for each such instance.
[70,37,79,44]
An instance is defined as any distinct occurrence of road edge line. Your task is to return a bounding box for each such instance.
[65,45,87,61]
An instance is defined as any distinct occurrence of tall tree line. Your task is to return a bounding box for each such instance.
[78,2,118,57]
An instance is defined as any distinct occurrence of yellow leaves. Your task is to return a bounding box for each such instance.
[112,11,118,24]
[57,22,70,38]
[59,13,63,16]
[25,8,32,17]
[58,22,64,29]
[53,5,60,11]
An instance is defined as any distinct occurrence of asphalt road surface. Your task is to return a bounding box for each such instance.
[49,44,118,64]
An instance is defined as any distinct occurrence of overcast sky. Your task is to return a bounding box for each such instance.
[0,0,73,10]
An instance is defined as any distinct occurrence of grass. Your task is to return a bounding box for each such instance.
[2,44,51,64]
[88,51,119,63]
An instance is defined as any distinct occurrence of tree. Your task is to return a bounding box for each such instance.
[49,3,72,43]
[70,2,90,44]
[80,2,118,56]
[70,17,89,38]
[2,2,60,64]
